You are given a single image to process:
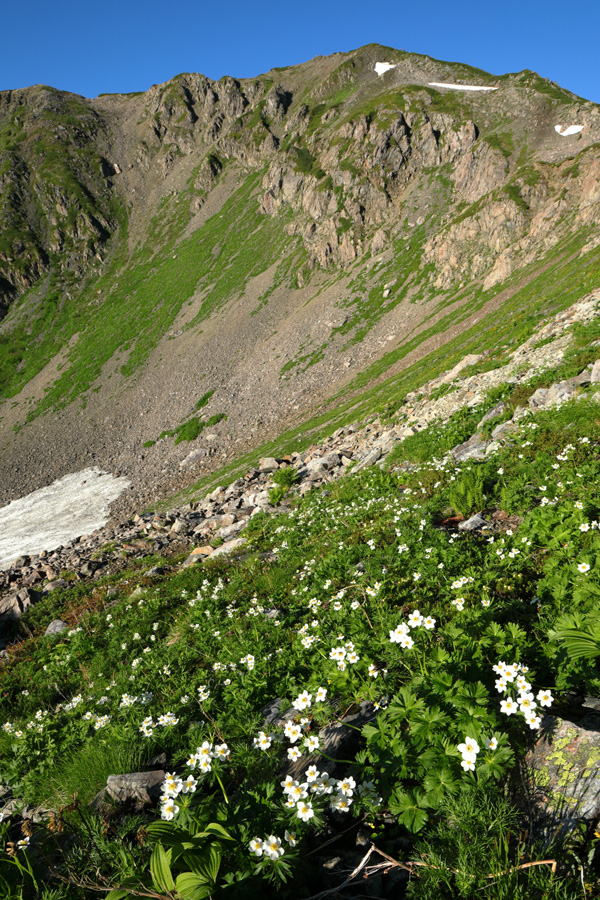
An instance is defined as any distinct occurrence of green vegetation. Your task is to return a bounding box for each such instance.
[195,389,215,410]
[160,413,227,445]
[2,384,599,897]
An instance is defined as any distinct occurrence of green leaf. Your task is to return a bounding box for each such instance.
[150,843,175,893]
[389,788,429,832]
[175,872,213,900]
[106,892,133,900]
[146,822,192,845]
[554,628,600,660]
[197,822,234,841]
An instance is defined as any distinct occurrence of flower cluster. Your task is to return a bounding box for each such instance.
[389,609,435,647]
[493,661,553,729]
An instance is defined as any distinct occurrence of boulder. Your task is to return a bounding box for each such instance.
[591,360,600,384]
[0,588,35,622]
[180,448,210,469]
[524,714,600,842]
[90,770,165,811]
[258,457,279,473]
[352,448,383,473]
[44,619,68,636]
[458,513,487,531]
[210,538,246,558]
[477,402,506,429]
[528,388,549,409]
[181,546,213,568]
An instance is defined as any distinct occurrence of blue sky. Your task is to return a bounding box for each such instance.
[2,0,599,103]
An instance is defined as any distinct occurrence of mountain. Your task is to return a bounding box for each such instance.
[1,44,599,512]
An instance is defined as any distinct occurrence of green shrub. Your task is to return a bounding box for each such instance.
[271,466,300,488]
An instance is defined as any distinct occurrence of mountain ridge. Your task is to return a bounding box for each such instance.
[1,44,600,515]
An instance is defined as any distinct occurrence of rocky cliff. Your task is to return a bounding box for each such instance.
[1,45,600,512]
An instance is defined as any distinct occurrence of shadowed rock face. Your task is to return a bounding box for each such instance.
[1,46,600,516]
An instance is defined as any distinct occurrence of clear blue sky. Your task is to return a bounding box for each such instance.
[2,0,599,104]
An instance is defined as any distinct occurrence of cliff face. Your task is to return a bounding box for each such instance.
[0,45,600,510]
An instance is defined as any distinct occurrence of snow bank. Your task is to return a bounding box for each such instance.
[0,468,131,568]
[428,82,498,92]
[555,125,584,136]
[375,62,397,77]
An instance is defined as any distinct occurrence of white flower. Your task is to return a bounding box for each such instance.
[296,800,314,822]
[336,776,356,797]
[161,799,179,820]
[500,698,518,715]
[213,742,230,759]
[331,794,353,812]
[399,634,414,649]
[460,757,475,772]
[368,663,379,678]
[518,693,537,713]
[525,711,542,730]
[305,765,319,782]
[287,746,302,761]
[284,830,297,847]
[284,721,303,743]
[486,737,499,750]
[249,837,263,857]
[197,686,210,702]
[457,737,480,758]
[577,562,591,573]
[537,689,554,707]
[293,690,312,711]
[263,835,284,860]
[423,616,436,630]
[304,735,320,753]
[182,775,197,793]
[347,651,360,664]
[253,731,272,751]
[315,686,327,702]
[389,623,409,643]
[408,610,424,628]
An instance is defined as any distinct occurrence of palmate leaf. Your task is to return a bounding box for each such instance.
[554,627,600,660]
[389,788,430,832]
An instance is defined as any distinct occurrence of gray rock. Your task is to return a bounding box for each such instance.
[352,448,382,473]
[591,360,600,384]
[42,579,68,594]
[44,619,67,636]
[90,770,165,810]
[524,715,600,842]
[0,588,34,622]
[477,402,506,429]
[490,419,518,440]
[451,437,488,462]
[458,513,487,531]
[179,448,209,469]
[210,537,246,558]
[258,457,279,473]
[528,388,550,409]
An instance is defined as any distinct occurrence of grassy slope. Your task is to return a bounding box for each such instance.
[1,354,599,897]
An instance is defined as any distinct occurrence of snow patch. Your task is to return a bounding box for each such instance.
[0,468,131,568]
[428,82,498,92]
[375,62,397,77]
[555,125,584,136]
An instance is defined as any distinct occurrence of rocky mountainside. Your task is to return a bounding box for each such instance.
[1,44,600,513]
